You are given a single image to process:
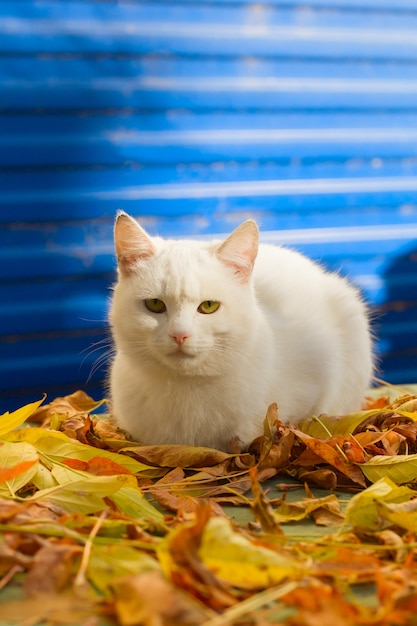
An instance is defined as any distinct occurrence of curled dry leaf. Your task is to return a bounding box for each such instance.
[30,390,106,425]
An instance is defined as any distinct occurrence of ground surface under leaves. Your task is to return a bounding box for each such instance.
[2,385,417,625]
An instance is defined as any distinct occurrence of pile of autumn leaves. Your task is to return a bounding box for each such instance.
[2,390,417,625]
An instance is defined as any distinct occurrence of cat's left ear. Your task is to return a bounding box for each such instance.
[216,220,259,283]
[114,211,156,276]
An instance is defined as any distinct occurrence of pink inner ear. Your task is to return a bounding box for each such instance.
[115,213,155,275]
[216,220,259,282]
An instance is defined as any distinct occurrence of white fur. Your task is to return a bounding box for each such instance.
[109,213,373,451]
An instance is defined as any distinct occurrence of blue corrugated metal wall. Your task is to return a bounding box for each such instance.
[2,0,417,413]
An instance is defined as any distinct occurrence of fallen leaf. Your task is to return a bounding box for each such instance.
[112,571,212,626]
[344,477,416,531]
[273,493,344,527]
[0,592,103,625]
[292,429,366,487]
[123,444,249,469]
[0,396,45,436]
[31,390,106,425]
[0,459,38,485]
[198,516,303,590]
[0,441,39,496]
[358,452,417,483]
[62,455,134,476]
[376,498,417,532]
[88,544,160,595]
[297,409,383,438]
[23,543,78,595]
[250,467,283,534]
[313,547,382,583]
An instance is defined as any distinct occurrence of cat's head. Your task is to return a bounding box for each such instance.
[110,212,259,376]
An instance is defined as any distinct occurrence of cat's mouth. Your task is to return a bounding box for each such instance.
[170,348,196,359]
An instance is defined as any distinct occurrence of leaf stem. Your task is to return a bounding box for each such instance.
[74,509,108,588]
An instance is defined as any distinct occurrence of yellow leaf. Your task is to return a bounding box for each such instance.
[344,477,415,531]
[0,441,39,497]
[376,499,417,532]
[88,544,160,594]
[273,493,343,525]
[159,513,303,592]
[298,409,382,438]
[111,486,165,521]
[199,518,303,589]
[0,396,45,437]
[359,453,417,483]
[28,474,136,514]
[6,429,158,476]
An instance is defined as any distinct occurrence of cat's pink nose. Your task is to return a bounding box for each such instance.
[170,332,190,345]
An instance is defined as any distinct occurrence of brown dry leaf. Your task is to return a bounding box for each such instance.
[123,444,250,469]
[283,579,368,626]
[296,468,338,490]
[250,467,283,534]
[252,402,279,466]
[0,592,103,625]
[313,547,383,583]
[111,570,213,626]
[379,430,407,455]
[0,498,64,523]
[390,393,417,412]
[23,543,79,595]
[256,424,295,471]
[292,429,367,487]
[31,390,105,425]
[0,539,32,575]
[158,504,238,610]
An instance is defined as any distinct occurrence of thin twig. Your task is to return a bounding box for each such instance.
[0,564,23,591]
[200,580,299,626]
[311,414,332,437]
[372,376,409,394]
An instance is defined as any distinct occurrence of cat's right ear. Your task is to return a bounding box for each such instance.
[114,211,156,276]
[216,220,259,283]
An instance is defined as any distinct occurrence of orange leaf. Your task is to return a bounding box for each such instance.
[293,430,366,487]
[0,460,37,484]
[86,456,133,476]
[62,458,88,471]
[62,456,133,476]
[363,395,390,410]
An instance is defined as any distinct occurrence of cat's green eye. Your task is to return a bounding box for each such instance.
[198,300,220,315]
[145,298,166,314]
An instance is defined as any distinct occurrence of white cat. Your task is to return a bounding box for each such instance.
[109,212,373,451]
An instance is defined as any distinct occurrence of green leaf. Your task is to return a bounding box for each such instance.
[0,441,39,496]
[358,453,417,484]
[0,397,45,437]
[344,477,415,531]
